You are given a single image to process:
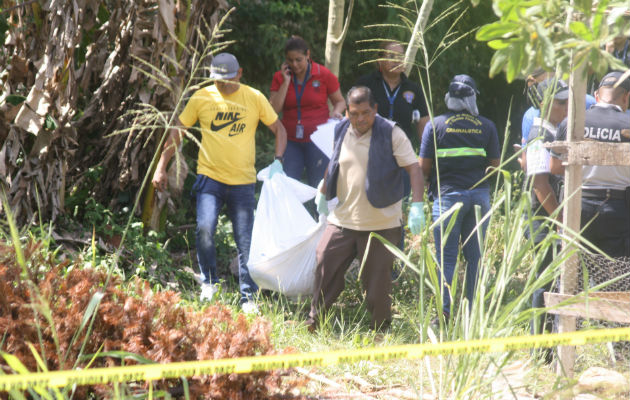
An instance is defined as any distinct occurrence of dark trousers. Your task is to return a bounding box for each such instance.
[581,197,630,257]
[308,223,401,330]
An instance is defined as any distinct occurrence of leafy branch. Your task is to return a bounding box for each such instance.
[475,0,630,82]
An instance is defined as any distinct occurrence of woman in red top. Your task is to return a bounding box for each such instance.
[269,36,346,187]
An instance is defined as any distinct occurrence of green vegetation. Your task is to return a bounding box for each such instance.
[1,0,630,398]
[2,170,629,398]
[476,0,630,82]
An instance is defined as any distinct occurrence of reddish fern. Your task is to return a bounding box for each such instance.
[0,241,302,398]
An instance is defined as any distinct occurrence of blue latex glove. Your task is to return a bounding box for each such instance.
[268,159,284,179]
[407,201,425,235]
[315,190,328,216]
[315,180,329,216]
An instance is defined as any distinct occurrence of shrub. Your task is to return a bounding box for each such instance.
[0,240,299,398]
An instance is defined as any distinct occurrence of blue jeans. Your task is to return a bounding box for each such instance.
[283,140,329,187]
[192,175,258,302]
[432,188,491,315]
[581,197,630,257]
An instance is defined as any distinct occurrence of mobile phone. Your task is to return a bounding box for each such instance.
[282,62,291,76]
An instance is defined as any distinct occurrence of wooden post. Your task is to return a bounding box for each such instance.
[556,60,586,377]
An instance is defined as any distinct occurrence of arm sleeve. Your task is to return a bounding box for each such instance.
[324,68,341,95]
[392,126,418,167]
[521,107,537,145]
[486,122,501,160]
[521,115,531,146]
[270,70,282,92]
[419,121,435,159]
[258,91,280,126]
[178,92,199,127]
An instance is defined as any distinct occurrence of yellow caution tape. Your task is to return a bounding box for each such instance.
[1,327,629,391]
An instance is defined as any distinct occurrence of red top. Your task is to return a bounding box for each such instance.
[270,61,340,142]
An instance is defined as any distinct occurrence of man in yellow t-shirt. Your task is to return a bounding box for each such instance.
[152,53,287,311]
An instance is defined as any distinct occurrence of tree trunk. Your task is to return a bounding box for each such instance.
[0,0,226,225]
[325,0,355,76]
[404,0,435,77]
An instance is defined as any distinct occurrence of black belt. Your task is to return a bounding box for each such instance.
[582,188,626,200]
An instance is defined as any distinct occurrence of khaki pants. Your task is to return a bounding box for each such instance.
[308,223,401,330]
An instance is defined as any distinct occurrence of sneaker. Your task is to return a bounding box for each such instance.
[200,283,219,302]
[241,300,259,315]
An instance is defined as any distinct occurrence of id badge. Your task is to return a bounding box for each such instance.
[295,123,304,139]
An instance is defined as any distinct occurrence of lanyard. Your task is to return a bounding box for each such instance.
[293,63,311,123]
[382,79,401,119]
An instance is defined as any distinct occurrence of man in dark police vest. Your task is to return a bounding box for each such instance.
[552,70,630,258]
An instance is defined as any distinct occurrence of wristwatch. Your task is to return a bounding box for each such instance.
[274,155,284,163]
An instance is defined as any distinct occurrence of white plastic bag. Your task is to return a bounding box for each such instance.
[248,169,326,297]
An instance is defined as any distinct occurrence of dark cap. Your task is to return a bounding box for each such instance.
[210,53,240,79]
[598,71,630,91]
[448,74,479,99]
[537,78,569,101]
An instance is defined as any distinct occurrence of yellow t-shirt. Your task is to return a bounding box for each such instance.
[179,84,278,185]
[327,125,418,231]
